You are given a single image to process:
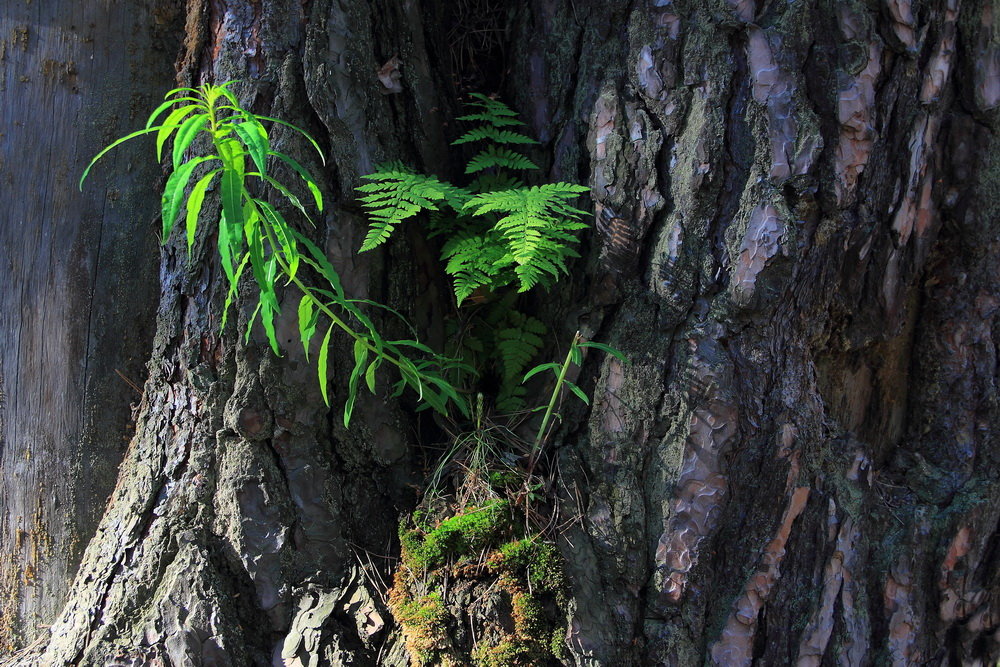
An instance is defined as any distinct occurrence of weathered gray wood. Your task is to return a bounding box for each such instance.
[0,0,180,651]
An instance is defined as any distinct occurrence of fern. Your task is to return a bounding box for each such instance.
[497,313,546,383]
[441,230,511,304]
[357,95,591,306]
[494,312,545,412]
[464,145,539,174]
[452,127,538,146]
[464,183,590,291]
[356,165,472,251]
[456,93,525,126]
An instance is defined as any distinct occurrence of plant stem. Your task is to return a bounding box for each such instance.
[529,331,580,461]
[256,217,442,404]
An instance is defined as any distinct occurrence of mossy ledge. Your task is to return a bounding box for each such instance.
[389,500,570,666]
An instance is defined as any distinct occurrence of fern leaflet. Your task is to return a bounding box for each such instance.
[463,183,590,291]
[357,165,471,251]
[452,127,538,146]
[465,146,538,174]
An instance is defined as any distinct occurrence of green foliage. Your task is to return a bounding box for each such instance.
[391,591,450,665]
[356,94,590,305]
[525,332,628,458]
[82,81,467,425]
[399,499,512,572]
[494,539,567,601]
[444,295,548,413]
[356,163,470,252]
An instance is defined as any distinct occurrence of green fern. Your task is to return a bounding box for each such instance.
[443,297,548,413]
[356,164,472,251]
[464,183,590,291]
[464,146,539,174]
[356,95,591,306]
[497,313,546,383]
[455,93,525,126]
[493,311,547,413]
[441,230,510,304]
[452,127,538,146]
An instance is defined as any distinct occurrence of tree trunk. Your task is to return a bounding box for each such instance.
[0,0,181,651]
[5,0,1000,665]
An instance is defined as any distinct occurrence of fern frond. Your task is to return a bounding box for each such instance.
[469,173,525,193]
[465,146,539,174]
[456,93,523,127]
[357,166,472,251]
[496,314,546,382]
[454,113,525,127]
[462,183,590,291]
[441,231,510,304]
[452,127,537,146]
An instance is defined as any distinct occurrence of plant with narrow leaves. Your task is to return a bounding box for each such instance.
[356,94,590,305]
[523,332,627,460]
[82,81,468,425]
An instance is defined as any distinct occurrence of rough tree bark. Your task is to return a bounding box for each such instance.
[4,0,1000,665]
[0,0,181,651]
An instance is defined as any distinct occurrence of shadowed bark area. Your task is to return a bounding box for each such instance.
[0,0,181,651]
[4,0,1000,665]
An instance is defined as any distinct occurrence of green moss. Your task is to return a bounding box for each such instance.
[401,500,512,572]
[394,514,570,665]
[469,590,558,666]
[493,538,567,602]
[489,470,520,490]
[392,590,450,665]
[549,625,567,660]
[472,636,537,667]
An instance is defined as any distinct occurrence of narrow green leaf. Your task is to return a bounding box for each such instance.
[344,339,369,427]
[365,359,380,393]
[298,294,317,360]
[578,341,628,363]
[217,136,246,178]
[220,167,244,243]
[171,113,209,169]
[318,324,334,406]
[565,381,590,405]
[80,125,169,189]
[221,251,250,329]
[254,200,299,279]
[185,168,220,252]
[260,290,280,356]
[523,362,561,383]
[218,210,237,286]
[212,82,242,111]
[252,174,312,222]
[145,97,203,129]
[161,156,215,243]
[156,105,198,161]
[268,150,323,210]
[290,229,344,296]
[163,85,201,98]
[232,120,269,175]
[245,301,263,344]
[255,115,325,163]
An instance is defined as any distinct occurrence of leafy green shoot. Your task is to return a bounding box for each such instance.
[82,81,467,425]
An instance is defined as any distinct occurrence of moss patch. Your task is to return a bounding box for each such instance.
[400,499,512,572]
[389,586,454,666]
[392,502,569,666]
